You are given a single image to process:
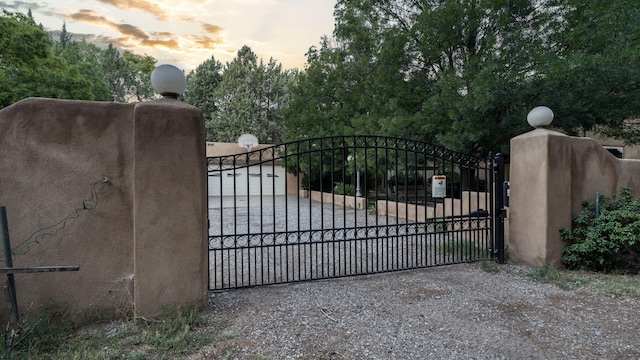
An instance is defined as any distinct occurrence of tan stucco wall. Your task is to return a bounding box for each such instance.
[132,99,207,318]
[509,129,640,266]
[302,190,368,210]
[376,191,490,221]
[587,132,640,159]
[0,97,207,321]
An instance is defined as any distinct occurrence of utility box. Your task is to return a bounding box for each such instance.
[504,180,510,207]
[432,175,446,198]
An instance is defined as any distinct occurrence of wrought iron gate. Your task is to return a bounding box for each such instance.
[207,136,505,290]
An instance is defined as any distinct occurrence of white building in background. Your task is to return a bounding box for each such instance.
[206,142,288,197]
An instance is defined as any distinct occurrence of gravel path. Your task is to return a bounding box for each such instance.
[191,262,640,359]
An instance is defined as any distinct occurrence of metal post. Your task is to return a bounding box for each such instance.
[1,206,19,325]
[493,154,506,264]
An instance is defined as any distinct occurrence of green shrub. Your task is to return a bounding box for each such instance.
[333,182,355,196]
[561,188,640,273]
[388,172,424,186]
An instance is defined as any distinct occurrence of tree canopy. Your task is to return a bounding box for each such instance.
[4,3,639,153]
[184,46,295,143]
[539,0,640,142]
[285,0,640,155]
[1,10,156,108]
[0,11,95,107]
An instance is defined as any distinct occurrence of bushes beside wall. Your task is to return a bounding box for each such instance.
[333,182,356,196]
[561,188,640,274]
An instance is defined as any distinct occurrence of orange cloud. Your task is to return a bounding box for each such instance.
[66,9,111,25]
[65,10,187,51]
[59,4,240,70]
[140,38,180,50]
[67,10,150,41]
[202,23,224,35]
[189,35,224,49]
[115,23,150,40]
[96,0,168,20]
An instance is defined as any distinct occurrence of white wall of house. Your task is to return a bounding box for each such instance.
[206,142,288,197]
[208,164,287,196]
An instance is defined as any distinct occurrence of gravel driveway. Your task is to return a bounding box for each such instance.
[204,196,638,359]
[192,262,640,359]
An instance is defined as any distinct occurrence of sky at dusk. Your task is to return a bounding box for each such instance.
[1,0,337,72]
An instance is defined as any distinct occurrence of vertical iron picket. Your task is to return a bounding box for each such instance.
[207,136,497,290]
[494,153,506,264]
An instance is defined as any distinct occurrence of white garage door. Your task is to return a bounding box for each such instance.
[208,164,286,196]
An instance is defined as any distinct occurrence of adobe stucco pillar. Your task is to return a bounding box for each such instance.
[133,99,207,317]
[509,129,572,267]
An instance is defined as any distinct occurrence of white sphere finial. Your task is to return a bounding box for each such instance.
[527,106,554,128]
[151,64,186,99]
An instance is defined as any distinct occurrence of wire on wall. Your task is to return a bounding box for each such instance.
[0,178,111,262]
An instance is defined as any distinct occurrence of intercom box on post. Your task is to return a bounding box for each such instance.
[432,175,446,198]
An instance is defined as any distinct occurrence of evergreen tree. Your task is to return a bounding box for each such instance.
[184,56,224,138]
[210,46,263,142]
[120,50,156,102]
[185,46,294,143]
[53,28,111,101]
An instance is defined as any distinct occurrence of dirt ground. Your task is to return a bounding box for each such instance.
[191,263,640,359]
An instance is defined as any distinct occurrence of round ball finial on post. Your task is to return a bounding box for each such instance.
[151,64,186,99]
[527,106,554,128]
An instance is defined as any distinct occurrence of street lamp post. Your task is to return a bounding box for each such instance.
[347,155,362,197]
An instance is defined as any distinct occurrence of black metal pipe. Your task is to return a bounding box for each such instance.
[1,206,12,268]
[494,154,506,264]
[1,206,19,324]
